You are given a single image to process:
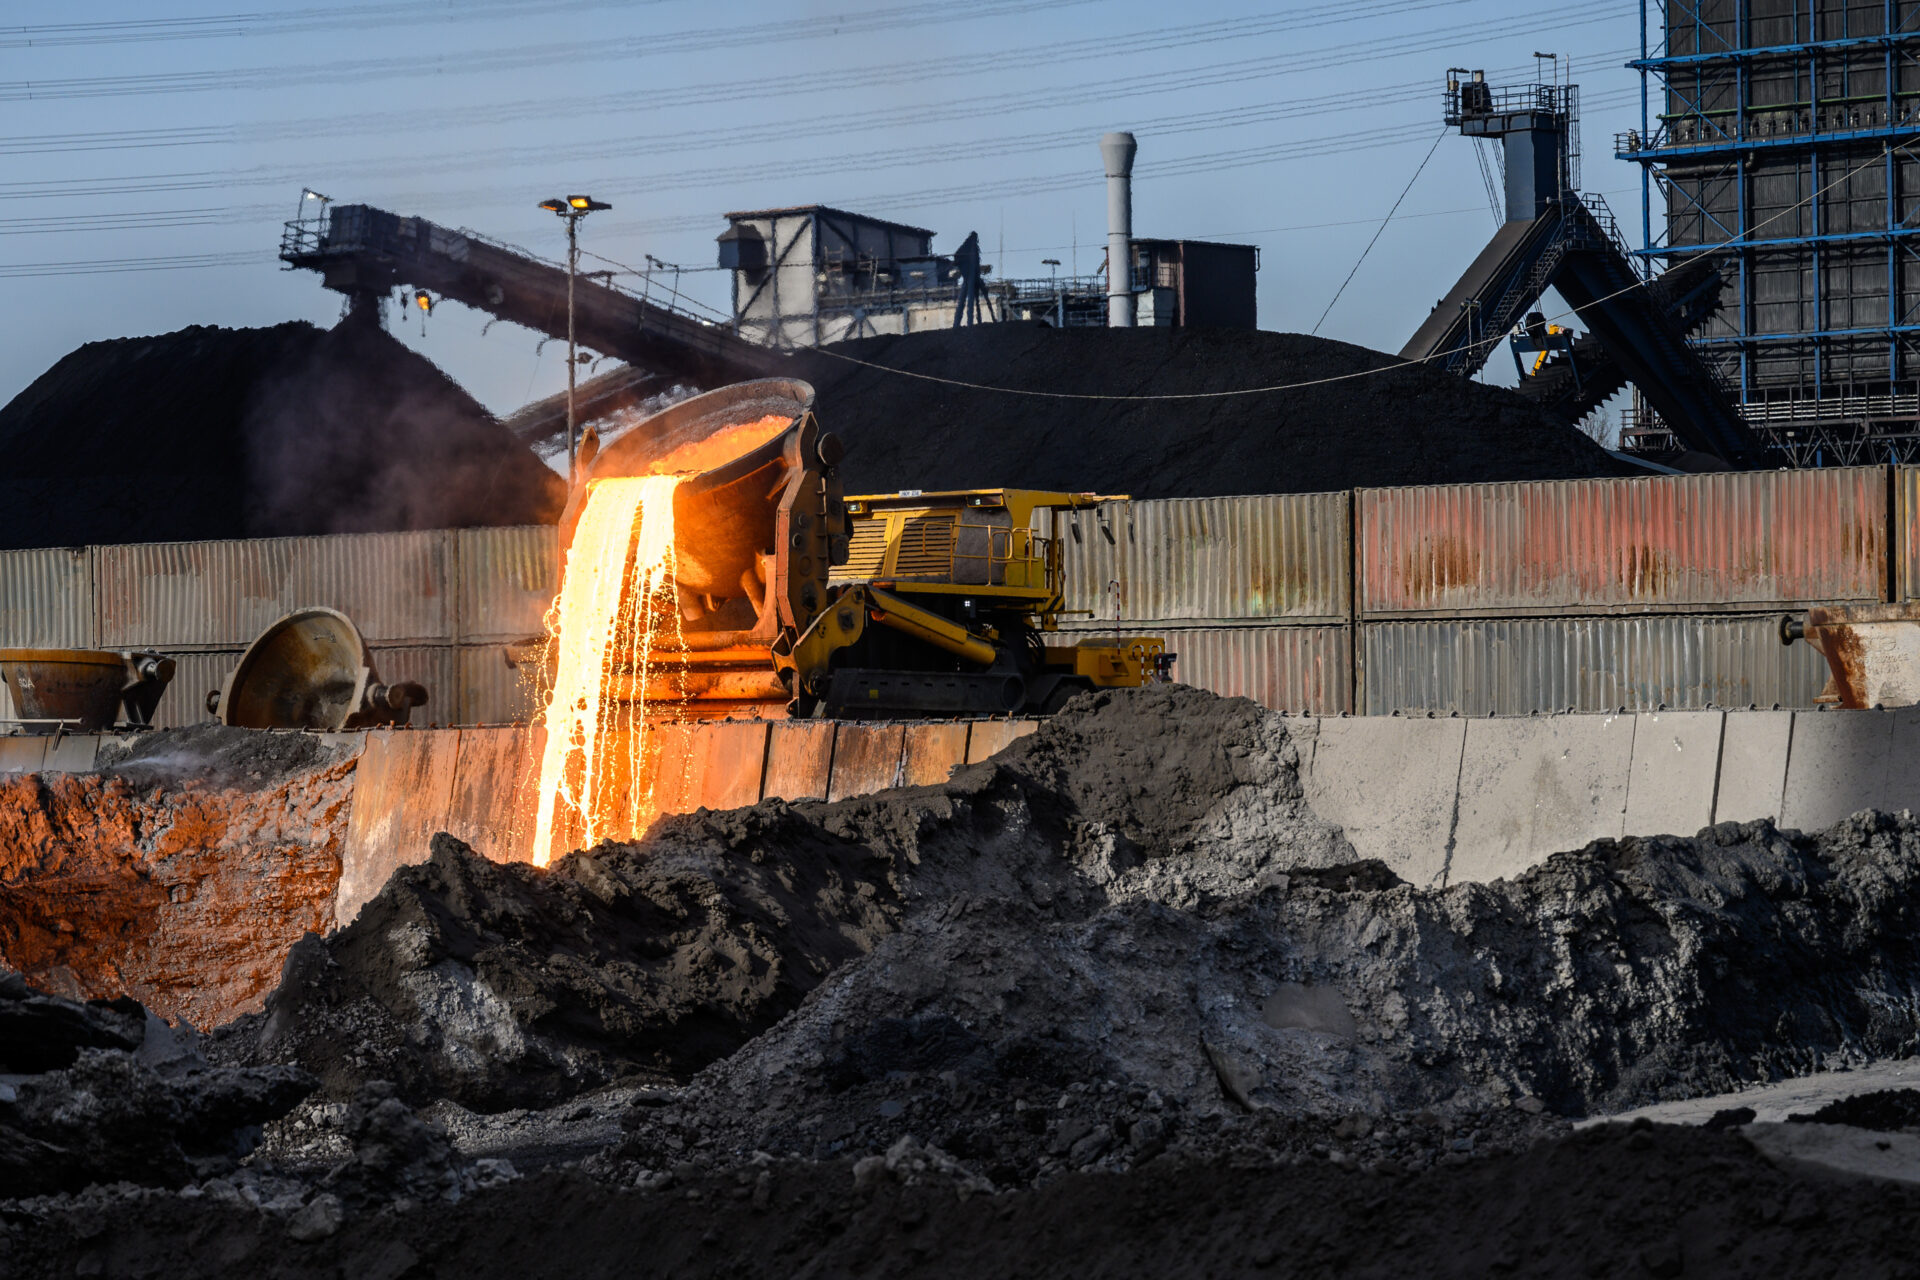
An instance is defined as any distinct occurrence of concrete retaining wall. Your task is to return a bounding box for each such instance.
[14,705,1920,922]
[1296,707,1915,888]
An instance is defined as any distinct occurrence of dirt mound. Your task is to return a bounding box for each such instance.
[0,313,563,549]
[0,755,355,1028]
[216,685,1920,1170]
[212,817,900,1111]
[783,325,1634,497]
[0,977,313,1198]
[8,1121,1920,1279]
[1792,1089,1920,1131]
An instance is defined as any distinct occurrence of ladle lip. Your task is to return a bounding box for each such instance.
[577,377,816,489]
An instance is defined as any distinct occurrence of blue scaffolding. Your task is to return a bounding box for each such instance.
[1618,0,1920,464]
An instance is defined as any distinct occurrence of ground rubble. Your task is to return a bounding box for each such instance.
[0,975,314,1198]
[16,686,1920,1273]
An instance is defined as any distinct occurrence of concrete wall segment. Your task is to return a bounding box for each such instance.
[1300,715,1464,888]
[964,719,1039,764]
[1780,709,1900,833]
[694,721,771,810]
[0,737,47,773]
[1623,710,1723,838]
[1447,713,1635,885]
[441,726,539,862]
[762,721,835,801]
[336,728,460,926]
[42,734,98,772]
[826,723,907,802]
[900,722,971,787]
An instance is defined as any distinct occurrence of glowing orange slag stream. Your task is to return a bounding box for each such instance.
[532,473,682,865]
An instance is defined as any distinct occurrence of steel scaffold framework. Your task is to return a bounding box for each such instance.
[1619,0,1920,464]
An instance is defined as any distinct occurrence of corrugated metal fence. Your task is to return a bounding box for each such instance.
[0,528,556,728]
[6,464,1916,727]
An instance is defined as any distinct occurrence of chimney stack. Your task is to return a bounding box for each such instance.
[1100,131,1137,328]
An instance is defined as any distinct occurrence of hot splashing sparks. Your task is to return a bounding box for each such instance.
[532,474,683,865]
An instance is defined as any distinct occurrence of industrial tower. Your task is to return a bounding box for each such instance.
[1619,0,1920,464]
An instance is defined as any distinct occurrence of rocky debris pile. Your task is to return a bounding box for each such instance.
[631,795,1920,1188]
[0,741,355,1029]
[210,812,900,1110]
[1790,1089,1920,1130]
[309,1082,518,1216]
[0,976,313,1197]
[17,686,1920,1270]
[784,325,1636,498]
[0,314,564,550]
[207,685,1920,1195]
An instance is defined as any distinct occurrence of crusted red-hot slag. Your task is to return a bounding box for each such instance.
[0,761,353,1029]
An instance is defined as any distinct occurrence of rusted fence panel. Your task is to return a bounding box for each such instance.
[1359,467,1890,618]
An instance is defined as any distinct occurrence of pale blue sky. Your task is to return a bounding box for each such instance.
[0,0,1652,415]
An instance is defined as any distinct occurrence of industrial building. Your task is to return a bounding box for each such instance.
[716,184,1258,346]
[1620,0,1920,462]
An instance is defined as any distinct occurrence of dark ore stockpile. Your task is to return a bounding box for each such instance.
[786,325,1637,497]
[13,687,1920,1277]
[0,312,564,549]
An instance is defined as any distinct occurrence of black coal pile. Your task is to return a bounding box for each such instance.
[0,973,312,1197]
[0,312,564,549]
[783,325,1635,497]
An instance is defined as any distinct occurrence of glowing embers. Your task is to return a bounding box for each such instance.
[532,474,685,865]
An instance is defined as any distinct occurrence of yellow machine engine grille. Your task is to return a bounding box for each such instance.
[894,515,956,577]
[839,518,891,577]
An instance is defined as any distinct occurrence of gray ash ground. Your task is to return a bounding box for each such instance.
[14,686,1920,1276]
[95,724,357,787]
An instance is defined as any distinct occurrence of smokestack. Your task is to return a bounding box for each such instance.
[1100,131,1137,328]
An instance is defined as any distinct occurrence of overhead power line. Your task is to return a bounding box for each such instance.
[0,0,688,49]
[0,0,1499,139]
[0,0,1097,102]
[1313,129,1451,334]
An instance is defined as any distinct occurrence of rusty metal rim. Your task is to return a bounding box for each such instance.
[0,647,127,666]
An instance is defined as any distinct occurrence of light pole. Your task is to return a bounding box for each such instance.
[1041,258,1062,327]
[540,194,611,481]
